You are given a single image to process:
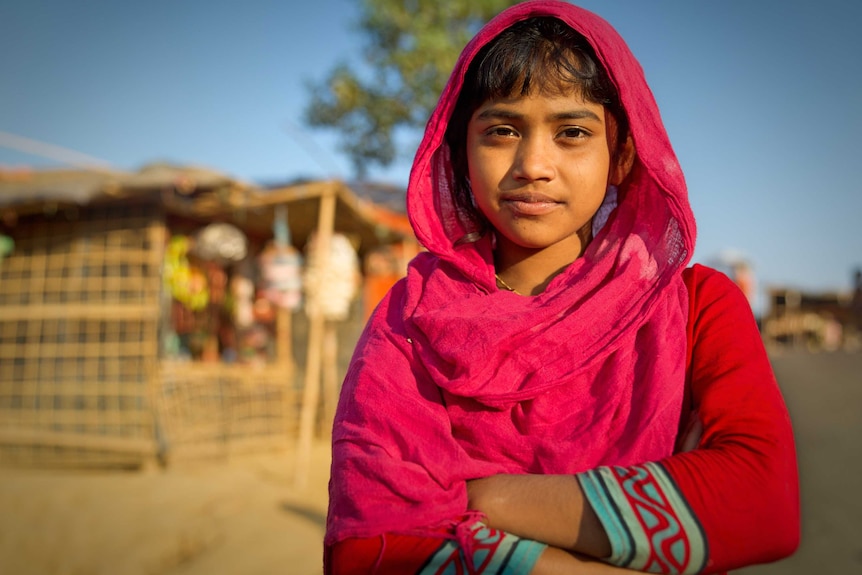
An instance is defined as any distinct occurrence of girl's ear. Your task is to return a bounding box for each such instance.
[609,135,635,186]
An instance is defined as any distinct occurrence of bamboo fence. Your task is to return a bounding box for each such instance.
[0,202,301,468]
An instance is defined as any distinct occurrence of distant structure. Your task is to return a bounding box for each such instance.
[852,268,862,334]
[706,250,860,352]
[707,249,757,311]
[761,269,860,352]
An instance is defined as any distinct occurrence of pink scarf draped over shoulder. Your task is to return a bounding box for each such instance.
[326,0,696,545]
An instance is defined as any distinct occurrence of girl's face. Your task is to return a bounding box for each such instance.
[466,89,626,262]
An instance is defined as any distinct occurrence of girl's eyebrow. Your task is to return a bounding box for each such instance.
[474,107,602,123]
[550,110,602,122]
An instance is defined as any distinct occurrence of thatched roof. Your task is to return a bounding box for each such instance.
[0,163,242,206]
[0,164,413,255]
[248,180,412,252]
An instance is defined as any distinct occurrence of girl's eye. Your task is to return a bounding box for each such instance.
[486,126,517,138]
[561,127,590,139]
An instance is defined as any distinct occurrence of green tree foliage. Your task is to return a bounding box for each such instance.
[304,0,519,178]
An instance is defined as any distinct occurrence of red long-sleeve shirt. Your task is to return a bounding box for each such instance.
[667,264,800,571]
[326,265,800,574]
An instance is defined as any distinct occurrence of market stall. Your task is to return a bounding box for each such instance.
[0,165,414,468]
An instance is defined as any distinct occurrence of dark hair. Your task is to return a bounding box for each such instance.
[445,17,628,240]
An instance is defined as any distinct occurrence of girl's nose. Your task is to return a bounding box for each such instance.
[512,137,555,182]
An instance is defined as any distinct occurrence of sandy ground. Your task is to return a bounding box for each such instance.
[1,350,860,575]
[0,442,332,575]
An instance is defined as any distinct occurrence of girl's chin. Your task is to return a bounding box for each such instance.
[495,232,584,254]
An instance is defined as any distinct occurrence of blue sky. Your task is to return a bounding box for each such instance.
[2,0,860,306]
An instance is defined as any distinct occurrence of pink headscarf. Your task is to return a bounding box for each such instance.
[326,0,696,544]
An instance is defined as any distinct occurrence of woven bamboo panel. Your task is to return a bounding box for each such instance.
[0,203,163,468]
[154,362,297,463]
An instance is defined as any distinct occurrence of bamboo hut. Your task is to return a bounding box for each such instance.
[0,164,413,469]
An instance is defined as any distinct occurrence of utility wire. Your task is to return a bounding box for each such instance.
[0,130,113,169]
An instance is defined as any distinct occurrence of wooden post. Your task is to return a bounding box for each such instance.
[294,185,337,488]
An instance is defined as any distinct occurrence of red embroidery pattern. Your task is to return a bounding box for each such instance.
[603,463,706,574]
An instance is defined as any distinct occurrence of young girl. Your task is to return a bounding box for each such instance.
[324,1,799,573]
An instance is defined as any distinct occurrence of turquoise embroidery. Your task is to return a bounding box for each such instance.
[577,463,707,574]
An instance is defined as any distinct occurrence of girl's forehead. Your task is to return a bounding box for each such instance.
[480,81,598,108]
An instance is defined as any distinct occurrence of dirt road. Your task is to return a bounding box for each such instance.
[735,351,862,574]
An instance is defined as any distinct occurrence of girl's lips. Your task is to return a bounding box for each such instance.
[501,193,562,216]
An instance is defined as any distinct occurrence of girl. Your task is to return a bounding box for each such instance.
[325,1,799,574]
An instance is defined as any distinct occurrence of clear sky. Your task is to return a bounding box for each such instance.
[2,0,860,306]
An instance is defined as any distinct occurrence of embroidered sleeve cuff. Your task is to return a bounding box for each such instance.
[577,462,708,574]
[420,521,546,575]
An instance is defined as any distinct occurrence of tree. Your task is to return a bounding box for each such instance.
[304,0,519,179]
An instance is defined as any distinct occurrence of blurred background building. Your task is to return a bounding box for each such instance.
[0,164,414,469]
